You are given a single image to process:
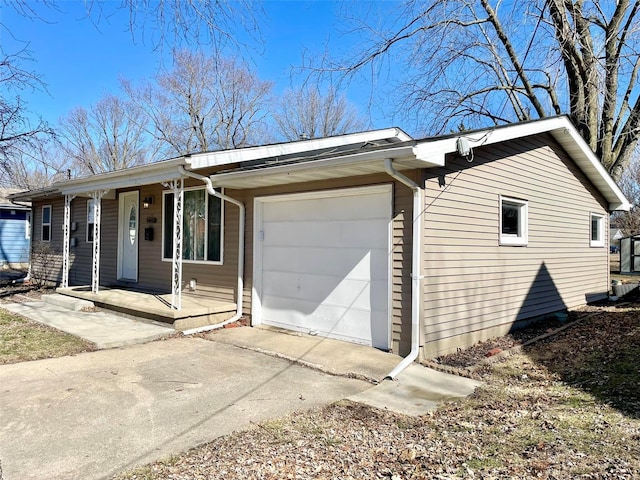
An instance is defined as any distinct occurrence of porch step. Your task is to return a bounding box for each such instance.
[42,293,96,312]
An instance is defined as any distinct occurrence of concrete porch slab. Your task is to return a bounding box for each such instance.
[56,286,237,329]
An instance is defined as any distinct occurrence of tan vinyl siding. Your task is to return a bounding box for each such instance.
[31,198,65,284]
[135,185,171,292]
[68,198,92,285]
[99,198,119,283]
[421,133,609,358]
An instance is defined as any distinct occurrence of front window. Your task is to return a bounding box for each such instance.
[590,213,605,247]
[499,196,528,246]
[163,188,223,263]
[41,205,51,242]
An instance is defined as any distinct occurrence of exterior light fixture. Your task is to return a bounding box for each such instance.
[143,196,153,209]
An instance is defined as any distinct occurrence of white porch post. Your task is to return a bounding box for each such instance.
[61,194,75,288]
[90,190,108,294]
[170,178,184,310]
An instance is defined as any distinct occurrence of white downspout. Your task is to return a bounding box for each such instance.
[384,158,422,379]
[178,166,246,334]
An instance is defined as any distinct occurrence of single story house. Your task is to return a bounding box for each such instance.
[0,188,31,269]
[11,116,629,367]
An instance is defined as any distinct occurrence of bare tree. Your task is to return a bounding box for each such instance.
[614,158,640,235]
[312,0,640,181]
[0,137,69,189]
[273,87,368,141]
[0,46,54,183]
[1,0,263,184]
[124,50,273,155]
[85,0,263,52]
[60,94,150,175]
[5,0,263,52]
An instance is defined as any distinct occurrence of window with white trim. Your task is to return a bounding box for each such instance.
[87,199,96,243]
[499,196,528,246]
[590,213,605,247]
[162,187,223,263]
[41,205,52,242]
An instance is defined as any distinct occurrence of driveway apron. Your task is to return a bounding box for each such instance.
[0,337,370,480]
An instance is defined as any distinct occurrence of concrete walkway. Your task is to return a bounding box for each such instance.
[3,294,175,348]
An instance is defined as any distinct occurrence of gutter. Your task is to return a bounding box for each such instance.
[384,158,423,379]
[177,166,246,334]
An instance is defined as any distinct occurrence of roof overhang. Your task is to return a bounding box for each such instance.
[57,158,188,196]
[209,144,440,189]
[187,128,412,169]
[0,202,30,210]
[9,187,59,202]
[415,116,629,211]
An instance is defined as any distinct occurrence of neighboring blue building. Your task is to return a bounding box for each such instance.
[0,189,31,269]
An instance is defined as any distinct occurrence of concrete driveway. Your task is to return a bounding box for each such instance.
[0,337,370,480]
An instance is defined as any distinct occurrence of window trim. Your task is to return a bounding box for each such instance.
[590,212,605,247]
[499,195,528,246]
[161,186,224,265]
[86,198,96,243]
[26,211,31,240]
[41,205,52,242]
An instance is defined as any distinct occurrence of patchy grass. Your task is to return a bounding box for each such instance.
[0,309,95,364]
[113,308,640,480]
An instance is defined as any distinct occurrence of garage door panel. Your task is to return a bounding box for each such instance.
[263,219,389,249]
[255,186,391,349]
[262,247,388,279]
[262,299,380,346]
[262,272,388,311]
[262,193,389,222]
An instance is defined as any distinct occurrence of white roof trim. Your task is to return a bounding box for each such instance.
[187,128,412,169]
[57,158,187,195]
[209,145,427,189]
[414,116,630,211]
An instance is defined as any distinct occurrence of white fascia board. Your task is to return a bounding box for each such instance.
[414,116,630,212]
[57,158,187,196]
[553,122,630,211]
[210,145,421,186]
[414,117,573,163]
[188,128,413,169]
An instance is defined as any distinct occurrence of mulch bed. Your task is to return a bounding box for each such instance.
[0,284,48,304]
[430,311,584,370]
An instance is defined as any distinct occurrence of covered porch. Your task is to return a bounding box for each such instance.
[56,286,238,331]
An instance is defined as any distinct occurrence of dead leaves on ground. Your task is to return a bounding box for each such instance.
[115,308,640,480]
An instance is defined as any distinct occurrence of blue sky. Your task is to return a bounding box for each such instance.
[2,1,395,132]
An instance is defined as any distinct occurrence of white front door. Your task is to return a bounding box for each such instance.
[118,191,139,281]
[253,185,392,349]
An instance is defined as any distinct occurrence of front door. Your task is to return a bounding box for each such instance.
[118,191,139,281]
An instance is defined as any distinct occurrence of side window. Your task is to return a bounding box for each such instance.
[499,196,528,246]
[42,205,52,242]
[87,199,96,243]
[590,213,605,247]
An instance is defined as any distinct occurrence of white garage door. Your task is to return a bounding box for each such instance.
[253,185,392,349]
